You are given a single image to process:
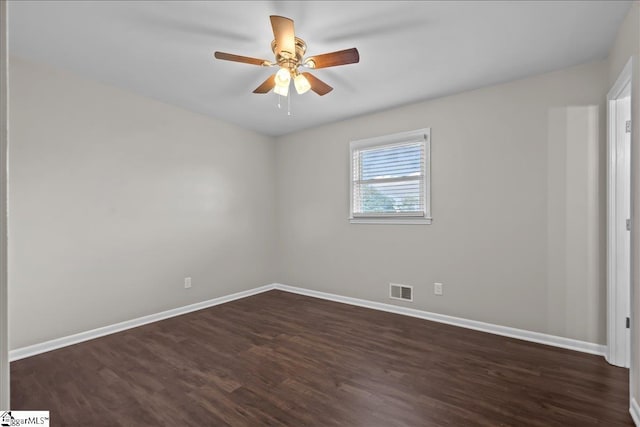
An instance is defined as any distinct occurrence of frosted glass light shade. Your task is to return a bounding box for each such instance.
[275,68,291,87]
[274,83,289,96]
[294,74,311,94]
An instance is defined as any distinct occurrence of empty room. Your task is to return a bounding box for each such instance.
[1,0,640,425]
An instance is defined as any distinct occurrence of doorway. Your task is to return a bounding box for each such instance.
[607,58,633,368]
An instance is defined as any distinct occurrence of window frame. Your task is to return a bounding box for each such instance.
[349,128,431,225]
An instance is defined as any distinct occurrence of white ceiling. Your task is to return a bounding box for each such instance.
[8,1,632,136]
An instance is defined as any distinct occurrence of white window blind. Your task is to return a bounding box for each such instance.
[350,129,431,224]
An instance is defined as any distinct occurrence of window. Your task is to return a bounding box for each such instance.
[350,128,431,224]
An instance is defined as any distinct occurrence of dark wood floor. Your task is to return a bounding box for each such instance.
[12,290,632,426]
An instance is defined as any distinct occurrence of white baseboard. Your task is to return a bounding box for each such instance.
[631,397,640,426]
[273,283,606,356]
[9,284,276,361]
[10,282,606,361]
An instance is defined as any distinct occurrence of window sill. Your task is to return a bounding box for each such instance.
[349,217,432,225]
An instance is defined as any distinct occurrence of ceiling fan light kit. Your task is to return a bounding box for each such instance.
[214,15,359,98]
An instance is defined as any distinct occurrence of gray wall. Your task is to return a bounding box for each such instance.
[276,60,608,344]
[8,57,277,349]
[7,48,618,352]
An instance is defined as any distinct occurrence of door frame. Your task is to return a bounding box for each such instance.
[607,57,633,368]
[0,0,9,409]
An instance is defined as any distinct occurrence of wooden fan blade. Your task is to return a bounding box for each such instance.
[270,15,295,57]
[302,72,333,96]
[214,51,269,66]
[253,74,276,94]
[305,48,359,69]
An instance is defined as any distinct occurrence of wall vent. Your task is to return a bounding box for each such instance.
[389,283,413,302]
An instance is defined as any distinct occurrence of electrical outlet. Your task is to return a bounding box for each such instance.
[184,277,192,289]
[434,282,443,296]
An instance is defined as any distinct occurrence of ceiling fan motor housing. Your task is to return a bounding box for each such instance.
[271,37,307,72]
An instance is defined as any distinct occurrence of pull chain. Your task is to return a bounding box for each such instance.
[275,93,292,115]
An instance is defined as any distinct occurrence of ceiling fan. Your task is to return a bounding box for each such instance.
[214,15,359,97]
